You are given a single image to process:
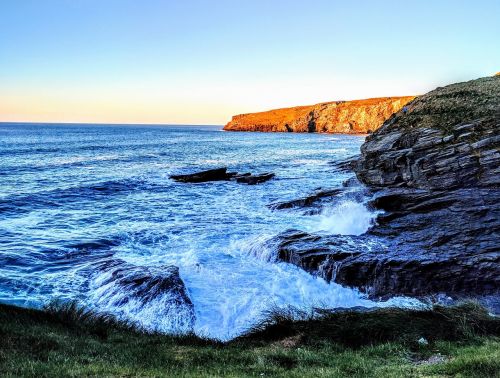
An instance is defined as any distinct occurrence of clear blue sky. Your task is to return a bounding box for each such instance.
[1,0,499,124]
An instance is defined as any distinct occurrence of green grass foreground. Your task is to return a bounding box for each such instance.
[0,302,499,377]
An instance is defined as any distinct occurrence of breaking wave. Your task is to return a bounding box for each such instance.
[312,200,378,235]
[0,124,424,341]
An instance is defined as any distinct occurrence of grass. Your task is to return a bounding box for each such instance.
[381,75,499,135]
[0,302,498,377]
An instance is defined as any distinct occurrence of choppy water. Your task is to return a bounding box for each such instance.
[0,123,420,340]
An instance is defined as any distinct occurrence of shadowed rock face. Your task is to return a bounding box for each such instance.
[224,97,415,134]
[90,259,196,329]
[272,75,500,304]
[272,189,499,299]
[94,259,194,307]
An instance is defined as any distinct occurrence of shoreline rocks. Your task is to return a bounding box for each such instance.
[224,97,415,134]
[268,189,343,211]
[271,75,500,306]
[91,259,196,330]
[272,188,499,300]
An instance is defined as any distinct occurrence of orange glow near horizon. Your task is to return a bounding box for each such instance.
[0,76,438,125]
[2,1,498,125]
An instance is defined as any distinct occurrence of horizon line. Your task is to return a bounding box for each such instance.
[0,121,224,127]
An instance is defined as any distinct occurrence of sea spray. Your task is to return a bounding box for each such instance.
[88,260,195,334]
[236,233,282,262]
[310,200,378,235]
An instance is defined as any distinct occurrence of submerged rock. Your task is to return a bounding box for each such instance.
[272,75,500,303]
[95,259,193,306]
[170,167,275,185]
[235,173,275,185]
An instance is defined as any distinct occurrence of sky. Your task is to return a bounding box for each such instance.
[1,0,499,125]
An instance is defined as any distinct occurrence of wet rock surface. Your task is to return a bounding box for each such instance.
[170,168,232,183]
[272,76,500,305]
[170,167,274,185]
[272,188,500,304]
[90,259,195,329]
[235,173,275,185]
[268,185,368,216]
[268,189,343,211]
[94,259,194,307]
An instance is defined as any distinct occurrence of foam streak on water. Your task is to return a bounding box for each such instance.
[0,123,421,340]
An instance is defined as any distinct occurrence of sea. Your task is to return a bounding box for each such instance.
[0,123,421,340]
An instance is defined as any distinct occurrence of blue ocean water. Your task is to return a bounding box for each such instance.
[0,123,419,340]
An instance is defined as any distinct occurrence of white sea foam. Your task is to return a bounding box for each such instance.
[310,200,378,235]
[88,263,194,334]
[2,125,424,342]
[84,198,408,341]
[179,235,422,340]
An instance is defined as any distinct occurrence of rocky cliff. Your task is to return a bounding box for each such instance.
[268,75,500,307]
[357,76,499,188]
[224,97,415,134]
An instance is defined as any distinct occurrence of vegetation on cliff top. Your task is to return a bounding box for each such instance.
[1,302,499,377]
[378,75,500,135]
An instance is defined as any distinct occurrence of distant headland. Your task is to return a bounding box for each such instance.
[224,96,415,134]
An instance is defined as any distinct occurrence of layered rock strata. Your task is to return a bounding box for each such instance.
[271,75,500,303]
[224,97,415,133]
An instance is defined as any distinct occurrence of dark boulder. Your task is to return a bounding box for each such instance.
[170,168,233,183]
[170,167,275,185]
[91,259,195,328]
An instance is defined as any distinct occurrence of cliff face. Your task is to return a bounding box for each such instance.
[357,76,499,188]
[224,97,415,134]
[268,75,500,306]
[349,75,500,299]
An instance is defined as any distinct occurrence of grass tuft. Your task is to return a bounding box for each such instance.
[236,301,499,348]
[43,300,135,339]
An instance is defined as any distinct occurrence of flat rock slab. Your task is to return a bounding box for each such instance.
[170,168,233,183]
[268,189,343,210]
[170,167,275,185]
